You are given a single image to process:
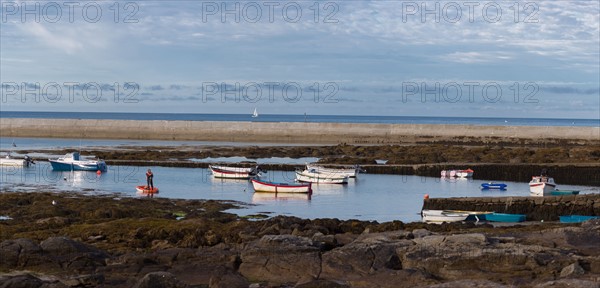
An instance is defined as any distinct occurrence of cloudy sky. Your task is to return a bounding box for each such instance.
[1,0,599,118]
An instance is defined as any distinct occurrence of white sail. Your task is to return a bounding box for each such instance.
[252,108,258,117]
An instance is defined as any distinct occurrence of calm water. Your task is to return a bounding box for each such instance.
[1,164,597,223]
[2,111,598,127]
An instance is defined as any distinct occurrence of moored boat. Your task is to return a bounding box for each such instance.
[251,179,312,193]
[559,215,599,223]
[550,189,580,196]
[480,182,507,190]
[209,165,260,179]
[421,210,469,223]
[49,152,107,172]
[0,154,34,167]
[136,185,159,194]
[456,169,474,178]
[529,175,557,197]
[485,213,526,222]
[306,164,361,178]
[295,169,348,184]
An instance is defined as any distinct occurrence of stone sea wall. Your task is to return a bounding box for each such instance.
[423,194,600,221]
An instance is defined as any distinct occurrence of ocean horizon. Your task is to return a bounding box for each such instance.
[1,111,598,127]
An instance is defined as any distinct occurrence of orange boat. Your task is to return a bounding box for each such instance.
[136,185,159,194]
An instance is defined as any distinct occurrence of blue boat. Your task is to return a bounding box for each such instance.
[559,215,599,223]
[550,190,580,196]
[480,182,507,190]
[485,213,526,222]
[49,152,107,172]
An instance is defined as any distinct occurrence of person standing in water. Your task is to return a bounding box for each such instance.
[146,169,154,189]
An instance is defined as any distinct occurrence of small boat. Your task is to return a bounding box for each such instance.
[251,107,258,118]
[480,182,507,190]
[305,164,362,178]
[529,174,557,197]
[550,189,580,196]
[0,154,34,167]
[485,213,526,223]
[49,152,107,172]
[295,169,348,184]
[136,185,159,194]
[421,210,469,223]
[449,170,457,177]
[456,169,474,178]
[209,165,260,179]
[251,179,312,193]
[559,215,599,223]
[443,210,494,221]
[440,170,447,177]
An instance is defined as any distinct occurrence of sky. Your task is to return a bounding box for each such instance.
[1,0,599,118]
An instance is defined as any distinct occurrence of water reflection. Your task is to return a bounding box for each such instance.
[252,192,312,203]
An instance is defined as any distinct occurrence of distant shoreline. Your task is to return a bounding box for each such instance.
[1,118,598,144]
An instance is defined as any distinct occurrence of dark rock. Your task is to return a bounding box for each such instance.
[534,279,600,288]
[132,272,188,288]
[239,235,322,286]
[40,236,109,272]
[321,231,414,280]
[559,263,585,278]
[426,279,510,287]
[0,238,44,269]
[208,267,249,288]
[0,274,44,288]
[294,279,351,288]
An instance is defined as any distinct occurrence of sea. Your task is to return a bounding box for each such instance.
[1,111,599,127]
[1,111,599,223]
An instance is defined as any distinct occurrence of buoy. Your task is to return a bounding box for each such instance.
[424,194,429,200]
[96,170,102,175]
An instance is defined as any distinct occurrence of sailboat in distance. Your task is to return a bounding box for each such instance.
[252,107,258,118]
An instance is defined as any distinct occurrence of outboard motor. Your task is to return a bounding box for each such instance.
[24,155,35,166]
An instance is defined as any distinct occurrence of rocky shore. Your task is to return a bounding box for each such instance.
[1,192,600,288]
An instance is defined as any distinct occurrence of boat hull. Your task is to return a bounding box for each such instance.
[306,165,358,178]
[421,210,469,223]
[49,160,107,171]
[559,215,599,223]
[251,179,311,193]
[481,183,507,190]
[295,170,348,184]
[0,158,28,167]
[136,185,159,194]
[485,213,526,222]
[209,166,256,179]
[529,182,556,196]
[550,190,580,196]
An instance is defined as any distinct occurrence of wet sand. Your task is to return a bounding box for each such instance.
[2,118,599,144]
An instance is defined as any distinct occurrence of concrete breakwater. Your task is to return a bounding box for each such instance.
[104,160,600,186]
[2,118,599,144]
[423,194,600,221]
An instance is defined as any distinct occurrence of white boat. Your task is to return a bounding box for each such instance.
[295,169,348,184]
[421,210,469,223]
[529,176,557,196]
[49,152,107,171]
[305,164,361,178]
[252,108,258,118]
[440,170,447,177]
[455,169,474,178]
[0,154,34,167]
[209,165,259,179]
[449,170,457,177]
[251,179,312,193]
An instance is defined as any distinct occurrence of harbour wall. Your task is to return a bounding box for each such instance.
[1,118,599,144]
[422,194,600,221]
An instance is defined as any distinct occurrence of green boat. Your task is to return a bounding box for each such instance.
[550,189,580,196]
[485,213,526,223]
[559,215,599,223]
